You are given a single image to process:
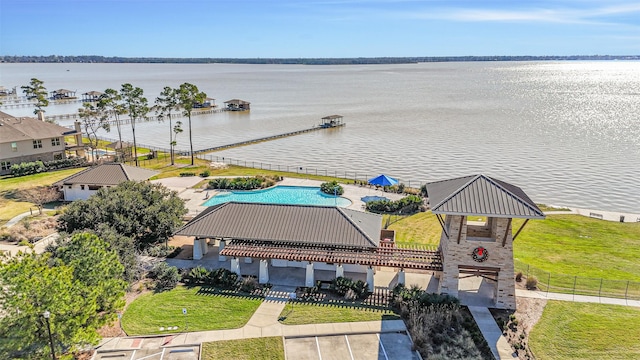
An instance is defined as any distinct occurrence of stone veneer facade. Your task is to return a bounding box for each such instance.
[437,215,516,309]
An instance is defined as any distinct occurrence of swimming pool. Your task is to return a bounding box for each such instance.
[202,185,352,207]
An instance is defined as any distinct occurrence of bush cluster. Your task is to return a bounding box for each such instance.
[207,175,279,190]
[320,181,344,195]
[330,276,369,300]
[200,170,210,177]
[366,195,424,214]
[148,262,181,292]
[143,244,181,258]
[390,284,492,359]
[182,267,240,289]
[179,172,196,177]
[10,158,87,177]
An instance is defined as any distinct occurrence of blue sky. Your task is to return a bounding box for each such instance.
[1,0,639,57]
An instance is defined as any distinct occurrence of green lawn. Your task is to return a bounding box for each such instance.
[278,301,399,325]
[387,211,442,246]
[0,168,86,225]
[529,301,640,360]
[121,286,263,335]
[513,215,640,282]
[202,337,285,360]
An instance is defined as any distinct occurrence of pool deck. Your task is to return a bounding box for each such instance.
[151,176,406,216]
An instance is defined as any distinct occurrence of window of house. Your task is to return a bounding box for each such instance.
[88,185,101,191]
[80,185,85,190]
[51,137,61,146]
[0,161,11,171]
[33,140,42,149]
[11,142,17,152]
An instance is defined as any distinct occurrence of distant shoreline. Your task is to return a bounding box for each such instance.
[2,55,639,65]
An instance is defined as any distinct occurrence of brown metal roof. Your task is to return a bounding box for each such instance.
[83,91,104,96]
[53,163,158,186]
[175,202,381,248]
[0,111,78,143]
[224,99,250,105]
[52,89,75,94]
[427,174,545,219]
[321,115,343,120]
[220,240,443,271]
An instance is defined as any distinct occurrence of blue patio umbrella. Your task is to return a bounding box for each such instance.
[368,174,399,187]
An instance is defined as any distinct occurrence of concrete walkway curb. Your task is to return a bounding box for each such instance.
[516,288,640,307]
[468,306,514,360]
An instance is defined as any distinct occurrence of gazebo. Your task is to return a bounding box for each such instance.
[82,91,104,102]
[50,89,77,100]
[224,99,251,111]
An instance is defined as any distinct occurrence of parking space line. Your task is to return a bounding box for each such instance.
[130,350,136,360]
[344,335,355,360]
[137,351,161,360]
[160,348,166,360]
[376,334,389,360]
[315,336,323,360]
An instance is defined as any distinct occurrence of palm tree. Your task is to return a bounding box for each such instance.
[155,86,180,165]
[120,84,149,167]
[177,83,206,165]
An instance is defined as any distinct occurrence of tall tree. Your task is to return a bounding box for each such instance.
[0,232,125,359]
[155,86,180,165]
[98,88,126,149]
[57,181,187,250]
[177,83,206,165]
[78,102,110,162]
[120,84,149,166]
[21,77,49,116]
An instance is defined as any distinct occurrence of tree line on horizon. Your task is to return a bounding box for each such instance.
[2,54,639,64]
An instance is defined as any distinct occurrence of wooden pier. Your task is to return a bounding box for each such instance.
[43,107,225,124]
[192,119,345,155]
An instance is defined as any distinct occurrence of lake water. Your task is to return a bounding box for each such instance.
[1,62,639,212]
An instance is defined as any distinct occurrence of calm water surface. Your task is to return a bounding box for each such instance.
[1,62,639,212]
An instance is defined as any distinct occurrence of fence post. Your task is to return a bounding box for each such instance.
[625,280,629,303]
[572,276,577,300]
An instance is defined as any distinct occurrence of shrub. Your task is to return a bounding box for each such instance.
[207,175,280,190]
[184,266,210,285]
[179,172,196,177]
[238,277,259,293]
[148,262,180,292]
[515,272,523,282]
[200,170,211,177]
[10,161,45,177]
[366,195,423,214]
[207,268,239,288]
[320,181,344,195]
[525,276,538,290]
[144,244,178,257]
[330,276,368,299]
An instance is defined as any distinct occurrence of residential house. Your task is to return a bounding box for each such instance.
[0,111,84,175]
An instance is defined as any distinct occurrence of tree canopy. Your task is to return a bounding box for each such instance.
[0,233,126,358]
[57,181,187,250]
[21,77,49,115]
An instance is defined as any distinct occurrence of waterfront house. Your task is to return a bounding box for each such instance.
[320,115,344,128]
[193,97,216,109]
[54,163,158,201]
[224,99,251,111]
[82,91,104,102]
[0,111,84,175]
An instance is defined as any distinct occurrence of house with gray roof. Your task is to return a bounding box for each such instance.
[426,174,544,309]
[175,202,442,290]
[54,163,159,201]
[0,111,84,175]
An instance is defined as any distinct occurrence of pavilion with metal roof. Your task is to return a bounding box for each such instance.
[174,202,442,289]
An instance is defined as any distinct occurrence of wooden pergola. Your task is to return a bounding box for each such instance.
[220,239,443,271]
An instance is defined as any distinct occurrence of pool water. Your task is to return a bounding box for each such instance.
[202,185,352,207]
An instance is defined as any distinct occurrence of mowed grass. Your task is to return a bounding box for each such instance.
[513,215,640,281]
[278,302,399,325]
[121,286,262,335]
[529,301,640,359]
[0,168,86,225]
[202,337,285,360]
[387,211,442,246]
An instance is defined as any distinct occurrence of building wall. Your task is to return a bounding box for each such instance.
[438,215,516,309]
[61,184,99,201]
[0,137,66,174]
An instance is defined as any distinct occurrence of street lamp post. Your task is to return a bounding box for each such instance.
[43,311,56,360]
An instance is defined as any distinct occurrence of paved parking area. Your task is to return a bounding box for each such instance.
[93,345,199,360]
[285,332,419,360]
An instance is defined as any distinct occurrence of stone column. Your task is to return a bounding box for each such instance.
[231,257,241,276]
[336,264,344,278]
[193,238,203,260]
[397,269,406,285]
[366,266,375,292]
[218,239,226,261]
[305,262,315,287]
[259,259,269,284]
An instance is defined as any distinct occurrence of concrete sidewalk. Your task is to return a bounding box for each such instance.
[516,288,640,307]
[468,306,514,360]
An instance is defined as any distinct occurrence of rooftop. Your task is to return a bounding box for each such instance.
[53,163,159,186]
